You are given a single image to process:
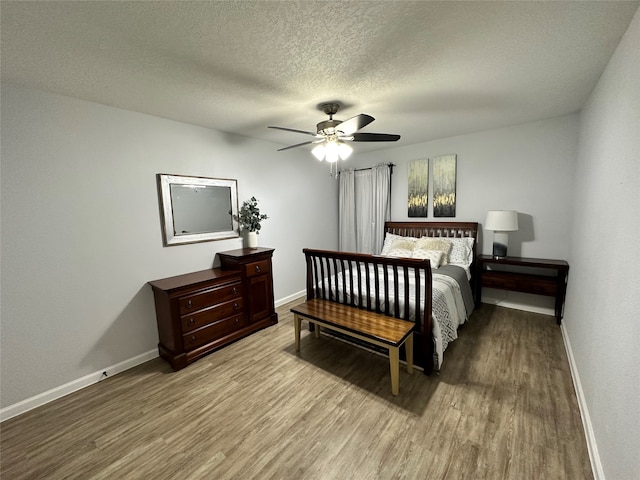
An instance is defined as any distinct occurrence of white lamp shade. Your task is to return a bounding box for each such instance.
[311,140,352,163]
[485,210,518,231]
[338,142,353,160]
[324,141,339,163]
[311,144,326,161]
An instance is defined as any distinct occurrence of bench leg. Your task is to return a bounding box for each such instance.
[294,314,301,352]
[389,346,400,396]
[314,322,320,339]
[405,333,414,375]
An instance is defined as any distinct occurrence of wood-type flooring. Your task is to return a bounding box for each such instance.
[1,300,593,479]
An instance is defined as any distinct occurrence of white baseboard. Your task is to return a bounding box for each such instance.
[2,291,306,423]
[560,325,603,480]
[0,349,158,423]
[1,291,603,480]
[481,290,555,317]
[275,289,305,308]
[484,296,601,478]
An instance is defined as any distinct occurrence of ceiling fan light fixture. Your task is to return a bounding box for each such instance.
[325,140,340,163]
[338,142,353,160]
[311,143,326,160]
[312,140,352,162]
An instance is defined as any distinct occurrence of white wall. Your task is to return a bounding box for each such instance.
[0,83,339,412]
[349,114,579,313]
[567,9,640,480]
[350,114,578,259]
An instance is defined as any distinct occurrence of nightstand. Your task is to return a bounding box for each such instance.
[477,255,569,325]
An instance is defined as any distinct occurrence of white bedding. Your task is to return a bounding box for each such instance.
[324,265,470,369]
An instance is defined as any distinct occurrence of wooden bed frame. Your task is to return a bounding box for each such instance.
[300,221,479,374]
[385,221,480,306]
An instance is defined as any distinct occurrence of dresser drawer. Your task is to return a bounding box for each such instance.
[179,281,242,315]
[181,298,244,332]
[244,259,270,278]
[482,272,557,296]
[182,314,247,350]
[482,272,517,290]
[517,277,557,296]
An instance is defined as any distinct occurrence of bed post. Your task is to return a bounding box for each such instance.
[303,249,315,301]
[422,264,434,375]
[303,249,317,333]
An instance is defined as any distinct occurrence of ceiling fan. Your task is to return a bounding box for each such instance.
[268,102,400,162]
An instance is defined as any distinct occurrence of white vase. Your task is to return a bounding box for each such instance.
[247,231,258,249]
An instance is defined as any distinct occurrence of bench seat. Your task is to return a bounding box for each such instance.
[291,299,415,395]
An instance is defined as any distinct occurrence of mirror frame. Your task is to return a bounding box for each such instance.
[157,173,239,246]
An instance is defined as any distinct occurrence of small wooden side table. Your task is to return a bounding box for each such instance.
[477,255,569,324]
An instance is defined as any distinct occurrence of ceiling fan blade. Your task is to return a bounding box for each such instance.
[351,132,401,142]
[336,114,375,135]
[268,126,318,137]
[277,141,314,151]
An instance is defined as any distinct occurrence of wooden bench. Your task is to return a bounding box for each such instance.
[291,298,415,396]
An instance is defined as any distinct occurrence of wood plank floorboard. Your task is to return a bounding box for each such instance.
[0,300,593,479]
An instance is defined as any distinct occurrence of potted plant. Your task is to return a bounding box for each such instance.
[235,196,269,248]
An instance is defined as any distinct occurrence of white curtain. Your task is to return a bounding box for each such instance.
[339,169,357,252]
[339,164,391,254]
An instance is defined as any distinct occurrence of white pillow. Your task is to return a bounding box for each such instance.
[447,237,475,266]
[386,248,415,259]
[380,233,417,256]
[411,248,444,268]
[414,237,452,265]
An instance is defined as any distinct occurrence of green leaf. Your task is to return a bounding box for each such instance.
[233,197,269,233]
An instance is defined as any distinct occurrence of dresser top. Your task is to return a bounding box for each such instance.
[217,247,275,259]
[148,268,238,292]
[478,255,568,268]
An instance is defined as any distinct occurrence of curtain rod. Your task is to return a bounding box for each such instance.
[339,163,395,175]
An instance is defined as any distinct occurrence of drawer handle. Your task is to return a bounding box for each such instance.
[233,302,239,310]
[188,318,195,326]
[189,335,196,343]
[235,318,239,324]
[186,300,193,309]
[255,265,261,273]
[232,287,238,295]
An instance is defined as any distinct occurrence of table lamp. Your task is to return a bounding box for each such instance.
[485,210,519,258]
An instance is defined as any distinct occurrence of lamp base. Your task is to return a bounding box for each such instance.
[492,232,509,258]
[492,242,508,259]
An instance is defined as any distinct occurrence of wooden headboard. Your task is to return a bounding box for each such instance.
[384,221,480,305]
[384,221,478,240]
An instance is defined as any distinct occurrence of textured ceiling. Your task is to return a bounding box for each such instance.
[2,1,638,153]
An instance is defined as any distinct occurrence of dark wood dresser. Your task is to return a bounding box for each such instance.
[149,248,277,370]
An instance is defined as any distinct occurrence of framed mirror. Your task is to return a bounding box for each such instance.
[157,174,239,246]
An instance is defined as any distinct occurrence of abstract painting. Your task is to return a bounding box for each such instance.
[433,154,457,217]
[408,158,429,217]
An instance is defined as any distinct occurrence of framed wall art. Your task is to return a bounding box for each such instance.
[407,158,429,217]
[433,154,457,217]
